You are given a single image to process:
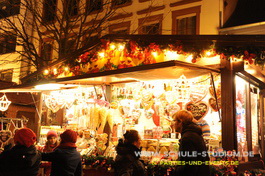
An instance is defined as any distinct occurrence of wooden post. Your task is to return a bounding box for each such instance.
[221,59,237,150]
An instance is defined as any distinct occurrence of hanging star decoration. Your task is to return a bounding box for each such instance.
[0,94,11,111]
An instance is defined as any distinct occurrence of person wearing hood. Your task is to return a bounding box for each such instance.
[0,128,41,176]
[40,130,59,176]
[115,129,146,176]
[41,129,82,176]
[172,110,210,176]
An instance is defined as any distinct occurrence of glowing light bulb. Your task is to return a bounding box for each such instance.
[98,52,105,58]
[186,55,193,62]
[53,68,57,74]
[110,44,116,50]
[206,51,212,56]
[64,67,69,72]
[44,69,49,75]
[152,52,158,58]
[165,50,178,60]
[118,44,125,51]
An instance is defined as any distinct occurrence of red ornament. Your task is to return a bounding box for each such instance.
[248,58,254,64]
[192,58,197,63]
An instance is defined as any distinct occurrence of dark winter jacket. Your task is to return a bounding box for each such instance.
[0,145,41,176]
[41,147,82,176]
[175,122,210,176]
[115,141,146,176]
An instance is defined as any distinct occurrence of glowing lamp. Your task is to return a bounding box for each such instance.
[43,69,49,75]
[110,44,116,50]
[186,55,194,63]
[118,44,125,51]
[98,52,105,58]
[152,52,158,58]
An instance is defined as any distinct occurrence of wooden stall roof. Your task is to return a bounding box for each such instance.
[102,34,265,47]
[3,34,265,92]
[0,60,219,92]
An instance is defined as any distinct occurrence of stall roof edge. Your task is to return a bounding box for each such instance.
[101,34,265,46]
[0,60,220,92]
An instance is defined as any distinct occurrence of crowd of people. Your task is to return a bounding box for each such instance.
[0,109,210,176]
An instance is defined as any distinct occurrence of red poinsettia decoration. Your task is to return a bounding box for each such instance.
[243,50,256,64]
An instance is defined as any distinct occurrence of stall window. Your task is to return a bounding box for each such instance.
[138,14,163,34]
[235,76,261,162]
[235,76,248,162]
[172,6,201,35]
[250,85,259,156]
[43,0,57,22]
[109,21,130,34]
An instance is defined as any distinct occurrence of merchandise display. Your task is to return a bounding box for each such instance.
[40,73,222,166]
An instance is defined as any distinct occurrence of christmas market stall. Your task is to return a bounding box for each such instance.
[1,35,265,175]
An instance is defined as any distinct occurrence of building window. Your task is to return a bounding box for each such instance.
[82,33,101,47]
[0,35,17,54]
[138,14,163,34]
[109,21,130,34]
[40,42,53,66]
[172,6,201,35]
[43,0,57,22]
[66,0,79,17]
[112,0,131,6]
[86,0,102,13]
[0,69,13,82]
[142,23,160,35]
[177,15,196,35]
[0,0,20,19]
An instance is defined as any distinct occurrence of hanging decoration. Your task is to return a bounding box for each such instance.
[173,75,192,103]
[38,38,265,81]
[0,94,11,111]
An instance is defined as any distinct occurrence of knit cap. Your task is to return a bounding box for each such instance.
[59,129,77,148]
[14,128,36,148]
[47,130,58,139]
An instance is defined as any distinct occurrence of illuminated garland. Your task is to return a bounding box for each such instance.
[42,39,265,79]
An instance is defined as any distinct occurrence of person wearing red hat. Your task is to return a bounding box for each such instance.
[43,130,59,153]
[0,128,41,176]
[40,130,59,176]
[41,129,82,176]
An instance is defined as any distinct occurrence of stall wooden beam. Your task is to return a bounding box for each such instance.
[221,59,237,150]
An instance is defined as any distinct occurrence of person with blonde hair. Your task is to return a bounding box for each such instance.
[172,110,210,176]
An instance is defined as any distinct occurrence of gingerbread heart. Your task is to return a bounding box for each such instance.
[0,130,12,143]
[189,85,208,103]
[209,97,221,112]
[185,102,208,121]
[44,95,61,113]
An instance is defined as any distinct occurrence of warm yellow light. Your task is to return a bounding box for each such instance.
[64,67,69,72]
[98,52,105,58]
[110,44,116,50]
[35,84,62,90]
[118,44,125,51]
[44,69,49,75]
[186,55,193,62]
[206,51,212,56]
[152,52,158,58]
[165,50,178,60]
[53,68,57,74]
[246,68,256,75]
